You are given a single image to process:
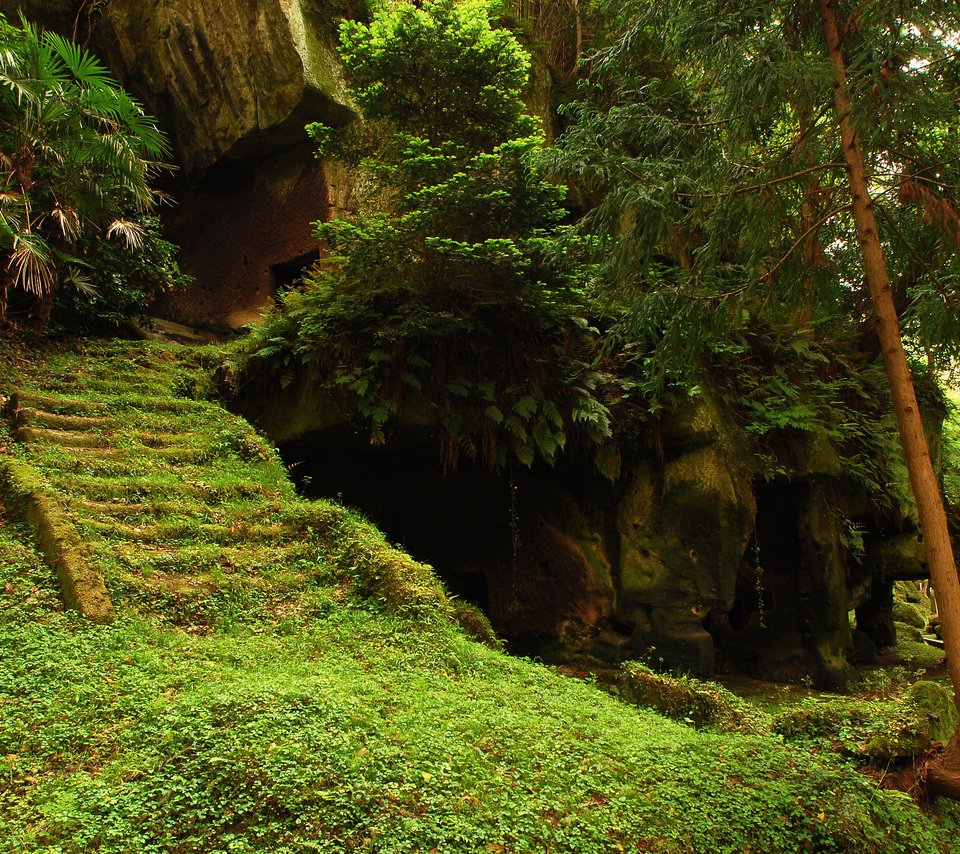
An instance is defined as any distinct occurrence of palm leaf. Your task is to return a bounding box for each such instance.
[106,218,145,250]
[8,230,55,295]
[44,31,113,90]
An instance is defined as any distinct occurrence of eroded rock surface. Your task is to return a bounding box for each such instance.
[97,0,352,171]
[88,0,357,329]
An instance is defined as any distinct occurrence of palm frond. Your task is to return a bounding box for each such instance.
[62,263,100,298]
[8,230,55,294]
[50,200,80,241]
[45,30,113,89]
[106,217,145,250]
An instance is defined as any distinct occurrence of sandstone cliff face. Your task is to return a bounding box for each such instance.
[91,0,356,330]
[240,374,928,688]
[97,0,352,171]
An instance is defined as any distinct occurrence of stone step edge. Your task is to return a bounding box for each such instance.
[0,457,114,623]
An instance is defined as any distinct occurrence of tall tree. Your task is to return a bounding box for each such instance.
[547,0,960,794]
[239,0,612,472]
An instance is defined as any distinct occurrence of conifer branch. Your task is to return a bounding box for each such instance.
[761,204,852,283]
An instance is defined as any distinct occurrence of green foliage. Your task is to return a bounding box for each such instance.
[0,13,173,328]
[942,391,960,507]
[0,513,956,852]
[238,0,613,471]
[619,661,771,735]
[541,0,960,514]
[546,0,960,379]
[773,680,958,764]
[3,341,959,852]
[49,216,191,333]
[337,0,536,152]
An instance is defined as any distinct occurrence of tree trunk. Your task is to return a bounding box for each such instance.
[28,286,56,331]
[819,0,960,724]
[928,729,960,799]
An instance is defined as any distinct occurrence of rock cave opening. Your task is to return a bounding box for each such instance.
[270,250,321,295]
[279,429,616,659]
[711,478,807,678]
[281,428,513,616]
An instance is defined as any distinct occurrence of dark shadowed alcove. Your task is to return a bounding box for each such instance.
[280,427,620,659]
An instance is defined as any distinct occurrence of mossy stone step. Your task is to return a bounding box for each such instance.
[43,380,179,399]
[15,426,112,448]
[92,539,324,575]
[34,443,226,466]
[70,496,283,524]
[13,390,210,417]
[24,453,184,479]
[12,406,118,432]
[24,430,222,453]
[79,517,296,546]
[55,473,287,503]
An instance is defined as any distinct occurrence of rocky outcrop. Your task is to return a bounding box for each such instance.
[84,0,560,330]
[96,0,353,172]
[616,412,756,675]
[246,363,939,688]
[87,0,358,330]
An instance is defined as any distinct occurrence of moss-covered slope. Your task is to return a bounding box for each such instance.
[1,341,450,630]
[1,340,957,852]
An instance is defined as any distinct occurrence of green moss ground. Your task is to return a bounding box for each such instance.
[1,339,959,852]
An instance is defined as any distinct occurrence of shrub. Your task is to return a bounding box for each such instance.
[235,0,613,472]
[0,13,172,330]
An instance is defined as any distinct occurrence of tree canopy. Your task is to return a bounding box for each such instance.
[546,0,960,389]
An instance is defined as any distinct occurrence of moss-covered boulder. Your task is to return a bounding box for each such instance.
[773,681,957,764]
[893,599,928,630]
[894,620,924,644]
[618,661,770,734]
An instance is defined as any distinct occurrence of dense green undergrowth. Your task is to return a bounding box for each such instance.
[2,338,959,852]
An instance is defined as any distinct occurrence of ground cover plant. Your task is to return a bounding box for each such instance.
[1,338,960,851]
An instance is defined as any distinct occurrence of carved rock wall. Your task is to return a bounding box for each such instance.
[96,0,352,171]
[88,0,357,329]
[252,371,934,688]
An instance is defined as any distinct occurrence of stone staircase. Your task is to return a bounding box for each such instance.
[0,341,451,631]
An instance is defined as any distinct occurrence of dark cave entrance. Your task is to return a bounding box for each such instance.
[270,250,320,295]
[280,428,615,657]
[711,479,808,679]
[282,427,513,615]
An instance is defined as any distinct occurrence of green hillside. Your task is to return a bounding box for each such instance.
[0,339,957,852]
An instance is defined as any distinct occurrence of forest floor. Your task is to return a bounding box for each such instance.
[1,336,959,852]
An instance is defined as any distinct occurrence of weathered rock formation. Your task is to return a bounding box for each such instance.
[68,0,558,330]
[239,372,932,689]
[86,0,358,329]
